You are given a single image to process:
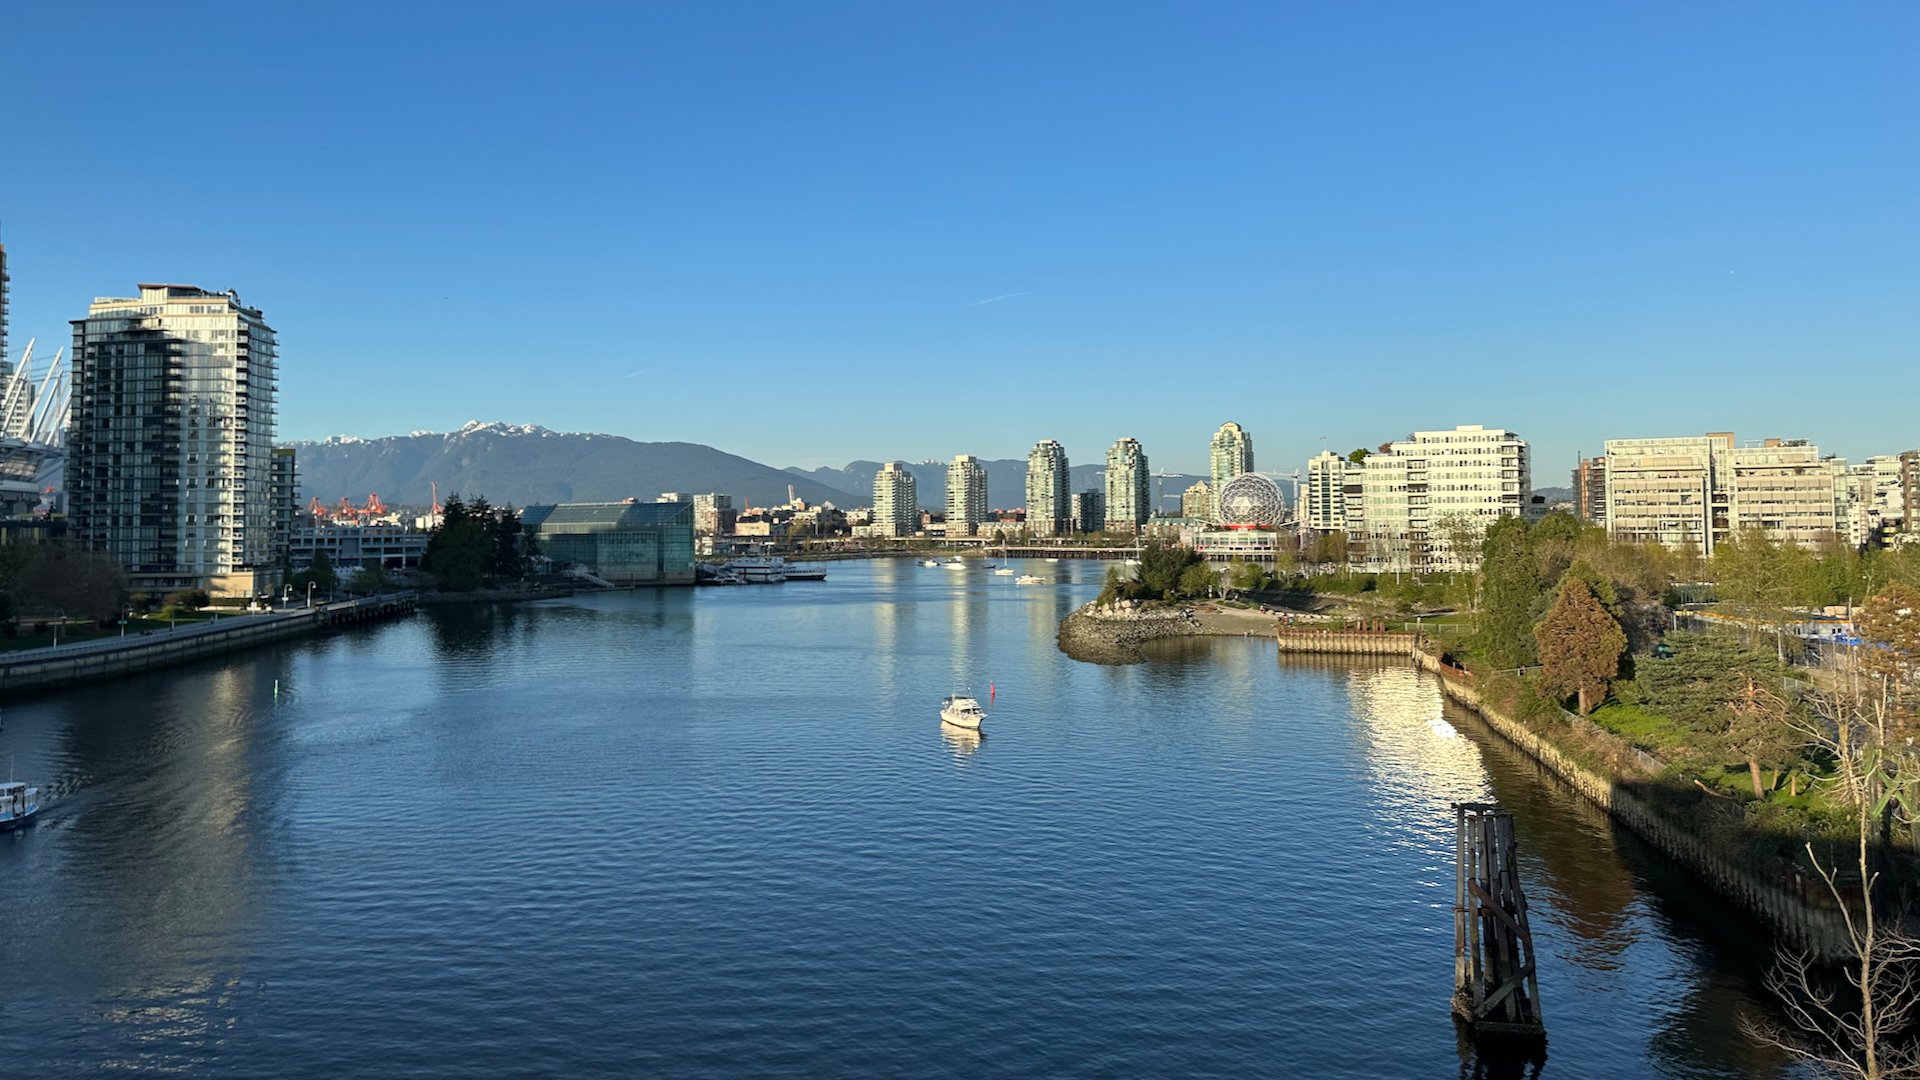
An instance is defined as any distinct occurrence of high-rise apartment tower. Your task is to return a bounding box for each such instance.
[945,454,988,537]
[1024,439,1071,537]
[1208,422,1254,522]
[873,462,917,538]
[70,284,279,594]
[1104,438,1151,532]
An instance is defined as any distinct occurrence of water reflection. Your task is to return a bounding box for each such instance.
[941,724,983,760]
[1346,663,1491,816]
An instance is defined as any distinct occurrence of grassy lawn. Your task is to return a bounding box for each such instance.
[1586,701,1697,759]
[0,613,221,653]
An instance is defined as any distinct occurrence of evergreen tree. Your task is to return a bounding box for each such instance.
[1475,516,1539,670]
[1534,573,1626,715]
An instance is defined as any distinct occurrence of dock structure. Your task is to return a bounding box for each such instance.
[1272,628,1419,657]
[1452,802,1546,1042]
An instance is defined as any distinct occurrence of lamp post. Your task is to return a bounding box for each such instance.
[52,608,65,648]
[307,582,316,609]
[282,584,292,611]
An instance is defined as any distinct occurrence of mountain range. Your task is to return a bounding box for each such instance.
[287,422,863,509]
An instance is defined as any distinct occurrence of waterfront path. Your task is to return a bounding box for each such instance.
[0,593,418,696]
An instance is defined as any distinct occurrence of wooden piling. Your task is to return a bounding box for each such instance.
[1451,802,1546,1042]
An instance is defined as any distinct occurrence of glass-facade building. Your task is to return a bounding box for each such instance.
[521,501,695,585]
[70,284,279,594]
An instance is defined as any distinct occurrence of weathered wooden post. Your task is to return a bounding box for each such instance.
[1452,802,1546,1042]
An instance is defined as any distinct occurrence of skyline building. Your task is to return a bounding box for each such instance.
[1573,456,1606,526]
[1181,480,1212,521]
[270,447,298,567]
[1104,437,1150,532]
[945,454,987,537]
[1302,450,1351,534]
[0,240,8,371]
[1208,421,1254,522]
[692,492,736,536]
[873,461,917,537]
[1024,439,1071,537]
[1071,489,1105,534]
[70,283,279,595]
[1601,432,1850,554]
[1347,425,1530,573]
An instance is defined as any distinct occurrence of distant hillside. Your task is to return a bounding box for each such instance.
[287,422,862,509]
[1533,486,1574,504]
[787,459,1207,514]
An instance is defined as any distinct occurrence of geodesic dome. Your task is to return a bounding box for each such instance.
[1216,473,1284,528]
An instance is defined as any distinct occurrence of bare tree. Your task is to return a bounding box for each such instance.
[1747,651,1920,1079]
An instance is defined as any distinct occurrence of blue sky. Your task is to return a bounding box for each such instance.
[4,3,1915,481]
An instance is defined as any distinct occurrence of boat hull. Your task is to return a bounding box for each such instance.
[939,711,983,731]
[0,808,39,831]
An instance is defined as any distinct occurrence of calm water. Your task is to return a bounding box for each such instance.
[0,559,1794,1078]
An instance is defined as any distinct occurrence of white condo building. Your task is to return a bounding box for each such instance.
[1024,439,1070,536]
[70,284,279,595]
[1602,433,1853,554]
[1303,450,1352,534]
[1208,421,1254,523]
[873,461,917,537]
[945,454,988,537]
[1104,437,1151,532]
[1348,425,1530,573]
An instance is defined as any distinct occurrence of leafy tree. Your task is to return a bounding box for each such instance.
[1535,574,1627,715]
[350,563,389,595]
[1177,561,1217,600]
[1434,511,1485,608]
[1308,530,1349,568]
[1634,631,1795,787]
[424,519,489,592]
[309,551,339,591]
[1724,672,1797,799]
[423,493,533,591]
[1856,584,1920,743]
[1227,559,1269,592]
[1346,448,1370,464]
[1530,509,1582,590]
[21,543,129,624]
[1713,527,1796,655]
[1137,540,1201,599]
[1475,516,1540,670]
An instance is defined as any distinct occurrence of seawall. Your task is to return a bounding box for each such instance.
[1055,599,1853,956]
[0,593,419,698]
[1411,650,1852,958]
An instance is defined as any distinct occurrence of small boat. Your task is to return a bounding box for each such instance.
[940,693,986,731]
[1015,574,1044,585]
[0,780,41,831]
[941,559,967,570]
[1042,557,1059,563]
[920,559,941,568]
[784,564,827,581]
[991,567,1015,576]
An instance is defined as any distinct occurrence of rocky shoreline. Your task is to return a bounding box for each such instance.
[1056,601,1256,664]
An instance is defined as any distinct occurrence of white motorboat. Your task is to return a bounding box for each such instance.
[1015,574,1044,585]
[1043,557,1059,563]
[920,559,942,567]
[0,781,40,831]
[940,694,986,731]
[991,567,1015,575]
[784,564,827,581]
[941,559,967,570]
